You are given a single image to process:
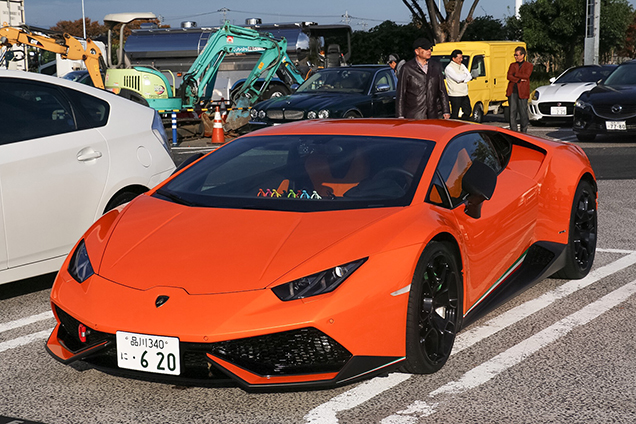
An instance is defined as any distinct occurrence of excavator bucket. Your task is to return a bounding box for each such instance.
[225,95,251,131]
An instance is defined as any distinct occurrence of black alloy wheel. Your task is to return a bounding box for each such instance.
[401,241,462,374]
[555,180,597,279]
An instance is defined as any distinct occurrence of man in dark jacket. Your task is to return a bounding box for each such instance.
[396,37,450,120]
[506,46,533,132]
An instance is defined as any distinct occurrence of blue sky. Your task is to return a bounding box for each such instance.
[24,0,635,29]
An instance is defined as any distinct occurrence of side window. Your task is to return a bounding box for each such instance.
[374,70,395,91]
[470,55,486,77]
[0,79,76,145]
[481,131,512,169]
[62,87,109,129]
[427,132,502,208]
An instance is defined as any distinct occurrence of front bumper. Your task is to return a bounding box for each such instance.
[573,106,636,136]
[528,100,575,121]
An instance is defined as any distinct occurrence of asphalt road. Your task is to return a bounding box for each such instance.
[1,119,636,424]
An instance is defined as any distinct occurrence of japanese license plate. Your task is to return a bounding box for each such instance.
[116,331,180,375]
[606,121,626,130]
[550,106,567,115]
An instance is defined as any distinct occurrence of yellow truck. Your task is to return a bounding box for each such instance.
[431,41,526,122]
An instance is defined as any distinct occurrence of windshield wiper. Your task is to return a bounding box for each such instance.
[155,189,200,206]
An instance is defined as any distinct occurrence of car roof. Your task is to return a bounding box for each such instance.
[318,65,391,71]
[242,118,477,141]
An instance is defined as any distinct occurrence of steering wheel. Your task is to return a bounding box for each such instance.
[373,167,414,190]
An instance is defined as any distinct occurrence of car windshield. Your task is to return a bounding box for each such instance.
[296,69,374,94]
[155,134,434,212]
[602,64,636,85]
[555,66,615,84]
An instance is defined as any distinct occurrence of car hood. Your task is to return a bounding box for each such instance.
[580,84,636,103]
[259,92,357,111]
[537,82,596,102]
[97,195,397,295]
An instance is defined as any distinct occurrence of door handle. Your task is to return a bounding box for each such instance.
[77,148,103,161]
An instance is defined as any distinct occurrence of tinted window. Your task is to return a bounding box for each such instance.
[555,66,616,84]
[0,79,76,144]
[62,87,109,129]
[471,55,486,77]
[155,134,435,212]
[373,70,396,91]
[603,64,636,86]
[428,132,502,208]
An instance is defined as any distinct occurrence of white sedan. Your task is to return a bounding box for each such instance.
[0,70,176,285]
[528,64,617,124]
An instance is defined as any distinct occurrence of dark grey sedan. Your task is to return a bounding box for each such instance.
[249,65,397,126]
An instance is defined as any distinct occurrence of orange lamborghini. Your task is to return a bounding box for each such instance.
[46,119,597,389]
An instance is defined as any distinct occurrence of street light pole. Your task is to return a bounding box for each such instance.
[81,0,86,39]
[584,0,600,65]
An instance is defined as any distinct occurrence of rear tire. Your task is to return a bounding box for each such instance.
[472,103,484,123]
[554,180,597,279]
[401,241,462,374]
[343,111,361,119]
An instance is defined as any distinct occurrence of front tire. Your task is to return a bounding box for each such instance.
[554,180,597,279]
[472,103,484,123]
[401,241,462,374]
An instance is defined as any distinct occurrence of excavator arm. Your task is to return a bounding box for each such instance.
[179,22,305,130]
[0,25,105,89]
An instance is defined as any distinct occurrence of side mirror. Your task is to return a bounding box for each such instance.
[375,84,391,93]
[549,77,556,84]
[462,161,497,219]
[290,83,300,93]
[470,69,479,79]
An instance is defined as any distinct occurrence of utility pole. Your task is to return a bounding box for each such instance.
[584,0,600,65]
[341,11,352,25]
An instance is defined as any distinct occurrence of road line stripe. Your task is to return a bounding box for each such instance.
[0,328,53,354]
[598,248,636,254]
[382,278,636,422]
[453,251,636,353]
[303,251,636,424]
[0,311,54,334]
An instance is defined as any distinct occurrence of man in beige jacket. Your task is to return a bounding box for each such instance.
[444,49,472,120]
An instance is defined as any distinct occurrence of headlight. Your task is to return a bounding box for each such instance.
[151,110,170,152]
[68,240,94,283]
[531,90,539,101]
[307,110,317,119]
[318,109,330,119]
[271,258,367,301]
[574,99,589,109]
[258,110,266,119]
[250,108,258,119]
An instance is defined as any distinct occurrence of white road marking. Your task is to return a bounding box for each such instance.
[304,251,636,424]
[383,278,636,422]
[0,328,54,354]
[0,311,54,334]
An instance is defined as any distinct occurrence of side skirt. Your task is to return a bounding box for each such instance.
[461,241,567,329]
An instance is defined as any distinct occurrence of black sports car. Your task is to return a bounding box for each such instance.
[249,65,397,127]
[573,60,636,141]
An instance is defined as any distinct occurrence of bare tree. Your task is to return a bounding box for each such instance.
[401,0,481,43]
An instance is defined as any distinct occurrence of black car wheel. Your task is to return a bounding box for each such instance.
[554,180,597,279]
[343,111,361,119]
[472,102,484,123]
[104,190,144,213]
[401,241,461,374]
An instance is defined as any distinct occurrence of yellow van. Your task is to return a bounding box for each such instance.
[431,41,526,122]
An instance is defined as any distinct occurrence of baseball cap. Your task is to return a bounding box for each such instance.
[413,37,434,50]
[387,54,398,63]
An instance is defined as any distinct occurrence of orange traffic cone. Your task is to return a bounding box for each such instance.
[211,105,225,144]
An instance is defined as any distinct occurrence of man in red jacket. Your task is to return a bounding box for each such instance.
[506,46,533,133]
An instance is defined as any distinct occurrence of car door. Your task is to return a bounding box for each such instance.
[0,78,110,269]
[371,69,397,117]
[467,54,489,111]
[428,131,539,310]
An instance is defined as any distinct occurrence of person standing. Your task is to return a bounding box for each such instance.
[387,54,406,77]
[506,46,533,132]
[396,38,450,120]
[444,49,472,120]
